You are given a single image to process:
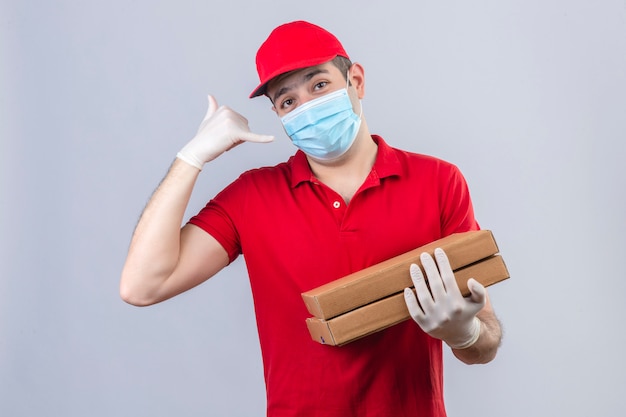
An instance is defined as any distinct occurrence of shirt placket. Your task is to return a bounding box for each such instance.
[312,182,347,225]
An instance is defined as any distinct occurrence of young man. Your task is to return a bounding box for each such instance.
[121,20,502,417]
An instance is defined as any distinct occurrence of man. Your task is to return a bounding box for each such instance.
[121,20,502,417]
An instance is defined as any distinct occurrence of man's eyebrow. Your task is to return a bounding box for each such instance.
[272,85,291,105]
[271,68,330,104]
[302,68,328,82]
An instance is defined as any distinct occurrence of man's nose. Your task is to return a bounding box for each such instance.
[296,91,316,108]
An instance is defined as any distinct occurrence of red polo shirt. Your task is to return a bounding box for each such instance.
[189,135,479,417]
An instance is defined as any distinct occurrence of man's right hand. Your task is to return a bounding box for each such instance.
[176,95,275,170]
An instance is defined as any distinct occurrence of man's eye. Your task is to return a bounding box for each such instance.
[314,81,327,90]
[281,99,294,109]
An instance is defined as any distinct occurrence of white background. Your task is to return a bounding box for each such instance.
[2,1,625,415]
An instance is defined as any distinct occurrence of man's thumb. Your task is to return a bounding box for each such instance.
[202,95,219,122]
[467,278,486,304]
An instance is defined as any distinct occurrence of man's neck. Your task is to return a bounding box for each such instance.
[307,126,378,204]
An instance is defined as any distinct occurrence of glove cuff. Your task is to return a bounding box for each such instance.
[176,151,203,171]
[448,317,481,350]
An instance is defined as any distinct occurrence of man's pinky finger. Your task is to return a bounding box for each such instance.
[404,287,424,320]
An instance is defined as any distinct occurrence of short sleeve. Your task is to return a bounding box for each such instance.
[187,178,247,264]
[439,164,480,236]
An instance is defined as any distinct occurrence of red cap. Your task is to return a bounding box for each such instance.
[249,21,349,98]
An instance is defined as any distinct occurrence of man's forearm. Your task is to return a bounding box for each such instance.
[120,158,200,304]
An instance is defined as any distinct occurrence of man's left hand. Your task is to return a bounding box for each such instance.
[404,248,486,349]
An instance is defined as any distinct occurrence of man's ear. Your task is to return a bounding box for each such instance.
[349,62,366,99]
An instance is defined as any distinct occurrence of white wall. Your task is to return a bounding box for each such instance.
[2,1,625,415]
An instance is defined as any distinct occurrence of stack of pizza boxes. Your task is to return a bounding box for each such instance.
[301,230,510,346]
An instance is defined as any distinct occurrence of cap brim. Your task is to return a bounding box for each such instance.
[249,53,340,99]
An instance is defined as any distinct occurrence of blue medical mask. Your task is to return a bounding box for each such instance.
[280,80,362,161]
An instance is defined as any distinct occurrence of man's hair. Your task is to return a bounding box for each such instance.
[332,56,353,81]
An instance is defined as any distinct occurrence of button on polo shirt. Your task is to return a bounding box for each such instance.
[188,135,478,417]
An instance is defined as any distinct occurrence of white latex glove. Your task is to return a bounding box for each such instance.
[176,95,274,169]
[404,248,486,349]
